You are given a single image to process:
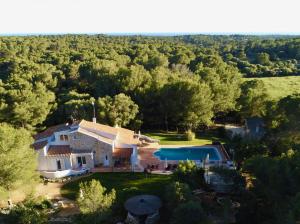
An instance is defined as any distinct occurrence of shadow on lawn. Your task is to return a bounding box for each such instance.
[145,129,226,144]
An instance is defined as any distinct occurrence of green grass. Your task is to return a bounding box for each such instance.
[61,173,172,222]
[61,173,172,200]
[245,76,300,100]
[144,130,226,145]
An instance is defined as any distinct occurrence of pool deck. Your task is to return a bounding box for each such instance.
[138,144,230,170]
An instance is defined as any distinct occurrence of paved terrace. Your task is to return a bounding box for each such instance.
[138,144,230,171]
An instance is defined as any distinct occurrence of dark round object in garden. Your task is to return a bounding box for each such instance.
[124,195,162,216]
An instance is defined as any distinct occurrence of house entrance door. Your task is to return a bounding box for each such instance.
[77,156,86,168]
[56,160,62,170]
[77,156,82,166]
[104,155,109,166]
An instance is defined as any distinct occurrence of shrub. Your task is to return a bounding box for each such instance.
[210,167,245,194]
[174,160,206,189]
[185,130,195,141]
[171,201,207,224]
[217,126,227,138]
[165,182,192,211]
[77,179,116,214]
[5,200,48,224]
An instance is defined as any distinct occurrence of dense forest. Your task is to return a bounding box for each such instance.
[0,35,299,132]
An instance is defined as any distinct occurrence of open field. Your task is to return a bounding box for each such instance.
[245,76,300,100]
[144,130,226,145]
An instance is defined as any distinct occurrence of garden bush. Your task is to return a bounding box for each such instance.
[185,130,195,141]
[174,160,206,189]
[171,201,207,224]
[4,199,48,224]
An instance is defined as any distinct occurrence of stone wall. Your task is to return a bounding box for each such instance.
[69,132,113,167]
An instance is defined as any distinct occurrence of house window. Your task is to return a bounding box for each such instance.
[73,134,79,140]
[59,134,69,141]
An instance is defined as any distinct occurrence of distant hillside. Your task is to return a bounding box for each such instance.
[244,76,300,100]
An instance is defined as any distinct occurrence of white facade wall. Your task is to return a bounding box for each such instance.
[38,153,71,171]
[51,130,71,146]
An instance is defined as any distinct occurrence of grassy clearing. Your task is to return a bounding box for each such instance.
[144,130,226,145]
[244,76,300,100]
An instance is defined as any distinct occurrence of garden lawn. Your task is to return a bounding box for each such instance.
[61,172,172,200]
[144,130,226,145]
[61,172,172,222]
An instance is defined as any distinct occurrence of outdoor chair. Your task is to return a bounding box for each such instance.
[165,164,171,171]
[150,165,155,170]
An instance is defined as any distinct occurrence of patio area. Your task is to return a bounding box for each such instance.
[137,144,233,172]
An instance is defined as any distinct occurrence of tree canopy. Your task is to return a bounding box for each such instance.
[2,34,297,131]
[97,93,139,127]
[238,79,270,118]
[0,123,38,199]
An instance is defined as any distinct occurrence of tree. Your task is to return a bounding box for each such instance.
[228,136,267,166]
[196,61,242,113]
[242,153,300,224]
[77,179,116,214]
[255,52,271,65]
[171,201,207,224]
[160,79,213,131]
[118,65,152,98]
[264,94,300,150]
[0,123,38,200]
[79,59,122,97]
[0,74,56,129]
[97,93,139,127]
[238,79,269,118]
[58,90,95,122]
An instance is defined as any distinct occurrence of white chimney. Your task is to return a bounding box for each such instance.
[91,101,96,123]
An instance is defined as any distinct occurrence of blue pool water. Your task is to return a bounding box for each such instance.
[153,147,221,161]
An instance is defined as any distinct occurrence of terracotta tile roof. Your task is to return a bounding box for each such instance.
[79,120,118,136]
[113,148,133,159]
[116,127,139,145]
[118,134,140,145]
[77,128,113,144]
[47,145,71,156]
[34,120,139,150]
[79,120,139,145]
[32,140,48,150]
[71,149,93,154]
[34,124,70,141]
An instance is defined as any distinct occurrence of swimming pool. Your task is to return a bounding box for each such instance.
[153,147,221,161]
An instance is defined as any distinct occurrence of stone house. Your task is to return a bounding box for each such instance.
[32,120,139,178]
